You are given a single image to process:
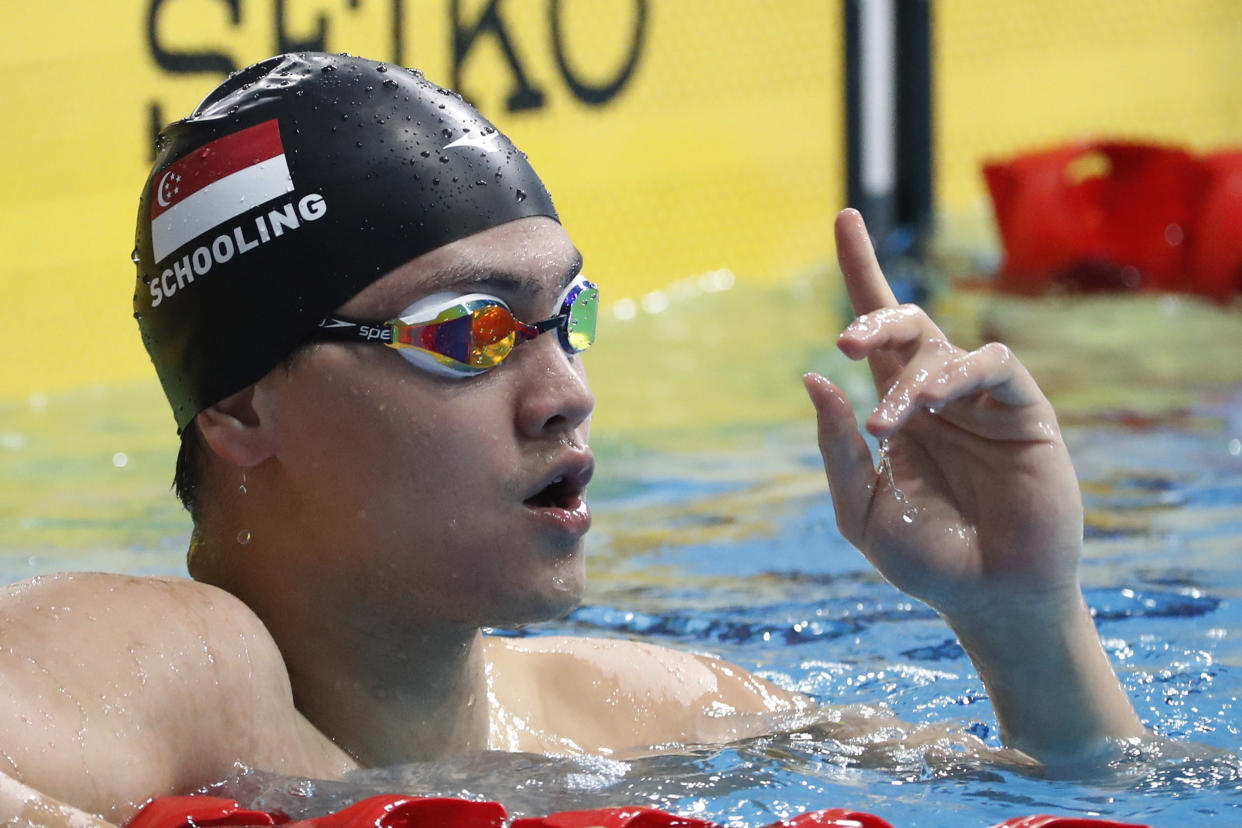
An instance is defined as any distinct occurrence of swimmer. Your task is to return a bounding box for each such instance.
[0,53,1144,825]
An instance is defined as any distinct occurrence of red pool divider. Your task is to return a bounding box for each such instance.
[982,141,1242,299]
[126,793,1151,828]
[1187,150,1242,301]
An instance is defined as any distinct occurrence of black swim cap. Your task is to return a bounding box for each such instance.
[134,52,559,432]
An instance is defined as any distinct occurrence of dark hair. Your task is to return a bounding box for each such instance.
[174,421,205,522]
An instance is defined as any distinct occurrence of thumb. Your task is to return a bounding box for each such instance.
[803,373,876,544]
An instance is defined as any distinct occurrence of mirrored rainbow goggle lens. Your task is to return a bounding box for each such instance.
[559,280,598,354]
[393,282,598,373]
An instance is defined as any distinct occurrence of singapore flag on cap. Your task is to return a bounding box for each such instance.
[150,119,294,261]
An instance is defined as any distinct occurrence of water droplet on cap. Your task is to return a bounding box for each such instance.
[515,189,527,202]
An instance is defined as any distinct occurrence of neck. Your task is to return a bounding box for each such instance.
[285,619,492,766]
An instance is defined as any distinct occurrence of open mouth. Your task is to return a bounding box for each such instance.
[524,474,583,510]
[523,457,593,513]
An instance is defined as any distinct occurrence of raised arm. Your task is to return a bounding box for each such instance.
[803,209,1144,765]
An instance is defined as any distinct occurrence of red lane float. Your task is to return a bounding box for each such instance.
[126,794,1151,828]
[509,805,896,827]
[982,141,1242,299]
[124,794,509,828]
[992,818,1147,828]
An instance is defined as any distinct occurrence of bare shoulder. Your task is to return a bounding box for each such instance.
[0,573,350,822]
[484,635,807,755]
[487,635,803,709]
[3,570,272,643]
[0,572,286,705]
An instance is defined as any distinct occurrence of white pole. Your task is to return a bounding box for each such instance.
[859,0,896,202]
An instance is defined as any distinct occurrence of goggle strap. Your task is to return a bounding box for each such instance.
[524,314,563,338]
[314,317,393,344]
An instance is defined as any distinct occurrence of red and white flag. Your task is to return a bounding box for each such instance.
[150,119,294,261]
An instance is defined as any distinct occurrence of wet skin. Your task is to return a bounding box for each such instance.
[0,212,1143,825]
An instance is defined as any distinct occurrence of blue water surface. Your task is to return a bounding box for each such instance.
[4,288,1241,827]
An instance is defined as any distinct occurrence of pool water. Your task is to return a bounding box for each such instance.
[3,281,1242,826]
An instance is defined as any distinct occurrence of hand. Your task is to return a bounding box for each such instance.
[804,210,1143,762]
[804,210,1084,622]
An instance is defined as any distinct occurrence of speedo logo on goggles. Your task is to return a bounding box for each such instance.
[313,275,598,378]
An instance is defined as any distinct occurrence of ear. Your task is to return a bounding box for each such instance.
[195,383,278,467]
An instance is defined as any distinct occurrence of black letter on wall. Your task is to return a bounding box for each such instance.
[146,0,241,159]
[451,0,545,111]
[147,0,240,74]
[549,0,647,106]
[275,0,331,54]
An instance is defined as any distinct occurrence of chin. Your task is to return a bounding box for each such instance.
[485,573,585,628]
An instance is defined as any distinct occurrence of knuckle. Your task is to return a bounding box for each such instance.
[834,511,862,545]
[980,341,1013,362]
[915,382,944,403]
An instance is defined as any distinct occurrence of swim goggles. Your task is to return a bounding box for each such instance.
[312,275,598,378]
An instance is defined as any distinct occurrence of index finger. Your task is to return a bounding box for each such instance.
[835,208,902,389]
[835,208,898,316]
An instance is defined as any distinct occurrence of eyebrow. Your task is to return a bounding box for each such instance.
[419,249,584,296]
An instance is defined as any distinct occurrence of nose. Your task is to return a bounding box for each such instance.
[514,333,595,439]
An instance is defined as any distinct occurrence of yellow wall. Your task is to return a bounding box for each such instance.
[0,1,841,400]
[935,0,1242,214]
[5,1,1242,402]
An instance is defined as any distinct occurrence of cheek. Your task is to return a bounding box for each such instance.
[322,388,514,532]
[339,404,497,513]
[274,370,444,506]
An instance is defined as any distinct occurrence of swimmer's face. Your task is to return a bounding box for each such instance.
[265,217,595,628]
